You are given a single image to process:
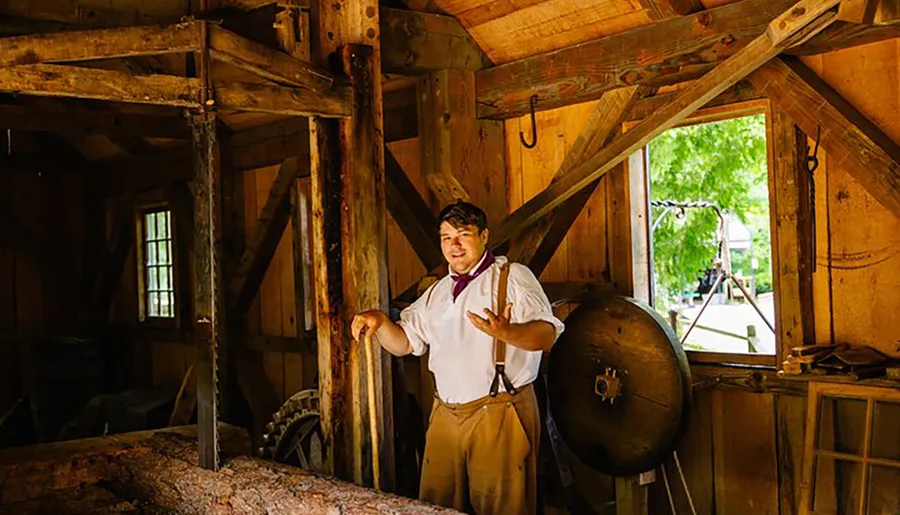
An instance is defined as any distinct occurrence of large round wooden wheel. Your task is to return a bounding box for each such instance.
[258,389,326,472]
[547,296,692,477]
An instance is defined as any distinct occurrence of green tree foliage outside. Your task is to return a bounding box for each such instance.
[649,114,772,311]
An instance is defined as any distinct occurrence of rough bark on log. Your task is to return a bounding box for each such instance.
[0,425,459,514]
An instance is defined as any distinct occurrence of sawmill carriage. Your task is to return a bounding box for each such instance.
[0,0,899,513]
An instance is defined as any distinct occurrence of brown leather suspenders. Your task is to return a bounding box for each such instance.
[489,262,517,397]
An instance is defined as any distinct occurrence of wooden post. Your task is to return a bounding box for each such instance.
[767,107,814,515]
[310,0,393,489]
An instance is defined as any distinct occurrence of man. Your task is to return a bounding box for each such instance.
[351,201,564,515]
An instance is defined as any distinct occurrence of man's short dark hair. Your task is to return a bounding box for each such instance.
[439,201,488,233]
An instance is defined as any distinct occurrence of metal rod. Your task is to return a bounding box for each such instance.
[661,463,677,515]
[680,270,725,344]
[674,451,698,515]
[728,274,776,334]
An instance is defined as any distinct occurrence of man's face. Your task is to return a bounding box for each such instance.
[440,221,488,274]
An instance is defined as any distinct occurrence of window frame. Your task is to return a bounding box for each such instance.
[136,202,179,326]
[799,381,900,515]
[632,99,782,368]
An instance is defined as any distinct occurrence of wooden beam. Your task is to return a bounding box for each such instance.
[767,108,814,515]
[487,0,840,251]
[228,157,304,315]
[380,7,491,74]
[384,147,444,271]
[509,86,646,277]
[0,64,202,107]
[310,0,393,489]
[637,0,705,20]
[208,24,342,95]
[95,94,411,197]
[628,81,764,123]
[475,0,894,119]
[339,43,393,489]
[216,81,351,118]
[0,21,202,67]
[786,20,900,53]
[417,70,474,207]
[836,0,879,22]
[87,198,135,325]
[748,56,900,218]
[876,0,900,24]
[308,115,349,478]
[767,107,816,360]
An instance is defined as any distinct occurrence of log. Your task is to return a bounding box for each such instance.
[0,425,459,514]
[0,21,202,67]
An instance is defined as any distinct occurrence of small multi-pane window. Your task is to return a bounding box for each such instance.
[142,209,175,319]
[801,382,900,514]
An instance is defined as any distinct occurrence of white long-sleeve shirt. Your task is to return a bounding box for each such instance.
[398,254,565,404]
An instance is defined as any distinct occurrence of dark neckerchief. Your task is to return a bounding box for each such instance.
[450,250,495,302]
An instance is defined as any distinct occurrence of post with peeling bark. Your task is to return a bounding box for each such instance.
[310,0,394,490]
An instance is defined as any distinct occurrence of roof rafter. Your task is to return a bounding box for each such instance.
[475,0,900,119]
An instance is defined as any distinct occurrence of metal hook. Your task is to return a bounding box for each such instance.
[519,95,538,149]
[806,124,821,174]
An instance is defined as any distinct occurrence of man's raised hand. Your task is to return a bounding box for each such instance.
[466,303,513,340]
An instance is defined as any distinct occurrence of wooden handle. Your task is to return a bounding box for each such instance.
[363,333,380,491]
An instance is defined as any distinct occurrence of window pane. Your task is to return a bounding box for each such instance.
[157,211,167,239]
[148,241,157,265]
[818,396,868,455]
[148,266,158,291]
[160,292,171,317]
[871,401,900,461]
[813,457,863,514]
[167,267,174,293]
[150,292,160,317]
[146,213,157,240]
[157,241,167,265]
[160,266,169,290]
[867,465,900,515]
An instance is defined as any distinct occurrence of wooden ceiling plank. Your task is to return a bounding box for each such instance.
[216,81,351,118]
[380,7,492,73]
[748,55,900,218]
[208,24,342,94]
[475,0,897,120]
[0,21,202,67]
[637,0,705,20]
[0,64,202,107]
[487,0,840,253]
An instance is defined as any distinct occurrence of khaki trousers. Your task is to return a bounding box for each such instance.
[419,383,540,515]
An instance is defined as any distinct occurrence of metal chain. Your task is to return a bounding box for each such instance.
[805,125,820,271]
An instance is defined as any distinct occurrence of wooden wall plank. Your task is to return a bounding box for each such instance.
[712,390,779,515]
[812,41,900,358]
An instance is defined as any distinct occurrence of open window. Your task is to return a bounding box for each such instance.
[137,206,177,322]
[645,112,777,360]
